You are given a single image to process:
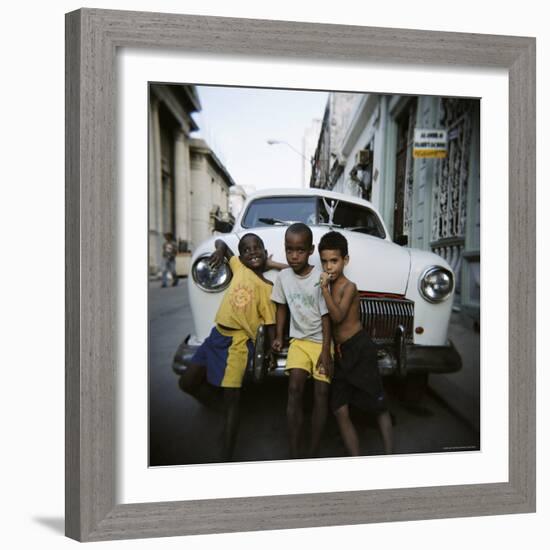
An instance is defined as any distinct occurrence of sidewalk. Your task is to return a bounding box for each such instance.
[428,311,480,432]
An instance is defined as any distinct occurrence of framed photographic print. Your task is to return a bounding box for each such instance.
[147,83,481,468]
[65,8,535,542]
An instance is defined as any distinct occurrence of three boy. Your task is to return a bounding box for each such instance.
[182,225,392,459]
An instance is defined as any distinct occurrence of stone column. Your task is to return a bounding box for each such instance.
[148,95,163,274]
[174,128,190,244]
[190,155,211,249]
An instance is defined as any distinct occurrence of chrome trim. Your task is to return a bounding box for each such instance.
[191,254,233,293]
[359,296,415,344]
[418,265,455,303]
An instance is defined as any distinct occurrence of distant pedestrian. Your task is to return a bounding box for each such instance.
[161,232,178,288]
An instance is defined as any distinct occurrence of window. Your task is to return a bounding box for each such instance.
[242,196,318,227]
[242,195,386,239]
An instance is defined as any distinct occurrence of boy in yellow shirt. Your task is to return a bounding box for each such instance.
[180,233,285,460]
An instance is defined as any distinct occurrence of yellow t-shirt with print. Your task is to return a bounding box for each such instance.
[215,256,276,341]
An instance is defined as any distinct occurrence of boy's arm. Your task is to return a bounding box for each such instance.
[271,303,287,352]
[320,280,357,324]
[318,313,333,378]
[209,239,234,268]
[264,254,288,272]
[266,324,276,343]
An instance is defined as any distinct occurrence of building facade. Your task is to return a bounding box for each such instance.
[311,92,480,426]
[302,118,322,188]
[229,185,248,220]
[188,138,235,248]
[310,93,357,191]
[311,93,480,322]
[148,84,235,276]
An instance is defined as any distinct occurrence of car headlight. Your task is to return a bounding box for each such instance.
[419,266,454,303]
[192,255,232,292]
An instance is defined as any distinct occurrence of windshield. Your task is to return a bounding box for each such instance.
[242,196,318,227]
[241,196,386,239]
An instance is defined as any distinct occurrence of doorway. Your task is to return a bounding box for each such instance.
[393,100,417,241]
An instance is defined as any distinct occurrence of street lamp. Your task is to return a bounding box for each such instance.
[266,139,309,162]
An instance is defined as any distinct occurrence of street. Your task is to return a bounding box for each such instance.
[149,279,480,467]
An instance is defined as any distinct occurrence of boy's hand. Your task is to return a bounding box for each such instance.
[267,351,277,371]
[319,271,331,289]
[208,249,225,269]
[264,253,274,271]
[317,351,333,378]
[265,254,288,272]
[271,337,283,353]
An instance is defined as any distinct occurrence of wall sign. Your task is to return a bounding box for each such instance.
[413,128,448,158]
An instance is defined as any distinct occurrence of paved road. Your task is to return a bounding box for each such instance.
[149,279,480,466]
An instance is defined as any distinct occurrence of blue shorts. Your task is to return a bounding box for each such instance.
[190,326,254,388]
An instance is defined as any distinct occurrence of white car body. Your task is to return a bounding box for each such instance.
[176,188,460,380]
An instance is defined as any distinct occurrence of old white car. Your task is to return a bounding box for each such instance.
[173,188,461,386]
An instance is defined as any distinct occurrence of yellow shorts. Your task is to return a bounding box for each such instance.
[285,338,331,384]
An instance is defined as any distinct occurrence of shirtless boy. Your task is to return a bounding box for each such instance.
[318,231,393,455]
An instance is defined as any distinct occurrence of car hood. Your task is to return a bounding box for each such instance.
[236,226,411,295]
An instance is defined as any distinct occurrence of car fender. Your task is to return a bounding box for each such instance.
[188,234,240,341]
[405,249,455,346]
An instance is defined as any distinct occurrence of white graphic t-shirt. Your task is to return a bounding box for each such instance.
[271,266,328,343]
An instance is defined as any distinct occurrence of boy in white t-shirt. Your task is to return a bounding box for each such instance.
[271,223,332,458]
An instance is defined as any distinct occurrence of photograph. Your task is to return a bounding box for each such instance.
[148,84,481,467]
[2,0,542,545]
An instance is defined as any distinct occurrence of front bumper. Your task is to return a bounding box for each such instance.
[405,340,462,374]
[172,331,462,381]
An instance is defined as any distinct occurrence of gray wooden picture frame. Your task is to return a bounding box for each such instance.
[65,8,536,542]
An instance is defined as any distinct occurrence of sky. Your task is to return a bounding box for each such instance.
[193,86,328,193]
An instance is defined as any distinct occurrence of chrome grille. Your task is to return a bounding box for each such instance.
[359,296,414,344]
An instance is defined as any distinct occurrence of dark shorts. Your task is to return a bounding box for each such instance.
[331,329,387,415]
